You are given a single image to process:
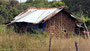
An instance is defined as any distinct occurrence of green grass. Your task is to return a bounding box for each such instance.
[0,32,47,51]
[0,25,48,51]
[0,25,90,51]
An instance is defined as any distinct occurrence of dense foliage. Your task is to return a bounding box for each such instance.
[62,0,90,17]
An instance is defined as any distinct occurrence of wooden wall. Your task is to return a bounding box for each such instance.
[45,10,76,35]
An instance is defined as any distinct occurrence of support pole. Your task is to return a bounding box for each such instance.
[83,21,89,38]
[75,41,78,51]
[49,34,52,51]
[81,12,89,38]
[49,19,53,51]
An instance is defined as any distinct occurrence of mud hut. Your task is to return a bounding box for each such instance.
[6,6,82,34]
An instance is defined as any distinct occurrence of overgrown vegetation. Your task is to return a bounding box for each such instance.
[0,25,89,51]
[0,25,48,51]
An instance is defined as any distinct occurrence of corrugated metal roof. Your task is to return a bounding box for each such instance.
[11,8,63,24]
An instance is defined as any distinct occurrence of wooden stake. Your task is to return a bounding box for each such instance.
[49,34,52,51]
[49,19,53,51]
[75,41,78,51]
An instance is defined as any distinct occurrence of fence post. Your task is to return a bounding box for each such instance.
[75,41,78,51]
[49,35,52,51]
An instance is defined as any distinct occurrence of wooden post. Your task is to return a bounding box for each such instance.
[49,20,54,51]
[79,28,80,35]
[61,12,62,31]
[75,41,78,51]
[49,34,52,51]
[81,12,89,38]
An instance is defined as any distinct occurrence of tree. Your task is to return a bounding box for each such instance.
[62,0,90,18]
[0,5,8,19]
[49,1,68,8]
[8,7,20,20]
[9,0,19,8]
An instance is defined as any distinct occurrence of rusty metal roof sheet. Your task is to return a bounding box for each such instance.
[11,8,63,24]
[8,6,82,25]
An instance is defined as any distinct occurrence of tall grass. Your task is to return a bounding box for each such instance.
[0,31,48,51]
[0,25,49,51]
[0,25,90,51]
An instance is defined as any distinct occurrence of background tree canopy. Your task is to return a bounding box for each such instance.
[62,0,90,18]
